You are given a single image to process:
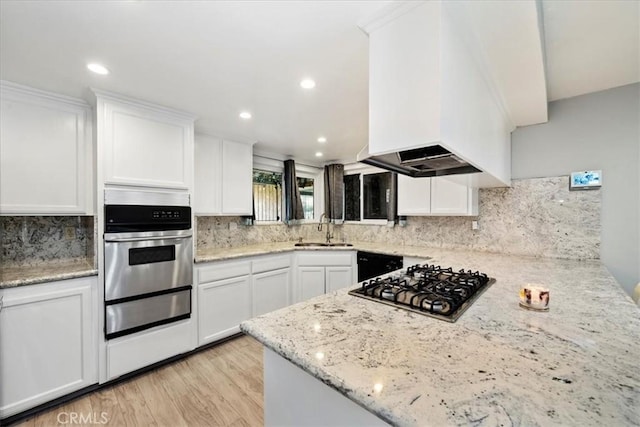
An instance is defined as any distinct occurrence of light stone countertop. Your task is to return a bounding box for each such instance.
[195,241,436,263]
[240,247,640,427]
[0,259,97,289]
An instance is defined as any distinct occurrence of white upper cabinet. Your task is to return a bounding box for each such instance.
[397,174,478,216]
[397,175,431,216]
[94,90,196,191]
[361,1,547,187]
[430,176,478,216]
[0,81,93,215]
[194,133,253,215]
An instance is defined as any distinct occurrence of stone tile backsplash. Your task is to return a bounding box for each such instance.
[1,176,597,267]
[198,176,601,260]
[342,176,601,260]
[1,216,96,268]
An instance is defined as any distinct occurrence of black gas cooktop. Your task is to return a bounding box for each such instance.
[348,264,495,322]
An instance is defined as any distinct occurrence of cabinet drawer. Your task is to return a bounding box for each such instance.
[107,318,193,380]
[297,252,354,267]
[252,254,291,274]
[197,260,251,284]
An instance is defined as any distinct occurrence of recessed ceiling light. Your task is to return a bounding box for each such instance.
[300,78,316,89]
[317,137,327,143]
[239,111,252,120]
[87,63,109,75]
[315,152,323,157]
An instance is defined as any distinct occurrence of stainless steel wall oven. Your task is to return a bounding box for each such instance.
[104,202,193,339]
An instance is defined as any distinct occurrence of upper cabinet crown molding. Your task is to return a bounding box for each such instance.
[0,80,93,215]
[1,80,91,109]
[94,90,196,192]
[91,88,197,122]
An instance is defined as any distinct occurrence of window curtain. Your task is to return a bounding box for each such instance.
[324,164,344,221]
[387,172,398,224]
[284,159,304,224]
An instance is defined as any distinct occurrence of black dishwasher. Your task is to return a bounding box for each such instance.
[357,251,403,282]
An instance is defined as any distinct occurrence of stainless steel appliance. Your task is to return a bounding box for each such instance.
[104,203,192,339]
[357,251,403,282]
[357,144,481,178]
[349,263,494,322]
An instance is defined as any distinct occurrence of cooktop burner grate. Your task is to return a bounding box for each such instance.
[348,264,495,322]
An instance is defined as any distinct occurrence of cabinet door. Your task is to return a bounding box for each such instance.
[221,140,253,215]
[397,175,431,215]
[297,267,325,302]
[0,82,92,215]
[252,268,291,316]
[430,176,478,216]
[0,277,96,418]
[194,134,222,214]
[198,275,252,346]
[325,266,355,293]
[98,93,194,190]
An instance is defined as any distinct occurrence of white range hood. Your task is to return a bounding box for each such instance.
[358,1,548,187]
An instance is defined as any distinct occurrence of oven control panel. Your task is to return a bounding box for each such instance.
[105,205,192,232]
[152,210,183,219]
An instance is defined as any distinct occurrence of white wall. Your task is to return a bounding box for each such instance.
[512,83,640,295]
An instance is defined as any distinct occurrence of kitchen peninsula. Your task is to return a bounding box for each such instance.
[240,247,640,426]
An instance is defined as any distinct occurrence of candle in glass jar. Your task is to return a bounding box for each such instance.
[519,285,550,310]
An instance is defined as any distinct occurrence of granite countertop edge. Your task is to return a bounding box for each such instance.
[195,241,439,263]
[1,263,98,289]
[239,318,409,426]
[238,249,640,426]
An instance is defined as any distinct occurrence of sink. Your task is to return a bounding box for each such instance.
[294,242,353,247]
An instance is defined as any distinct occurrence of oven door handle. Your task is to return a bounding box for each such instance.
[105,235,192,243]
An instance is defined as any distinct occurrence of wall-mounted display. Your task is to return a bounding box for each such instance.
[570,170,602,190]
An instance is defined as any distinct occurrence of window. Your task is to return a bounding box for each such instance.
[297,177,314,220]
[363,173,391,219]
[253,168,315,222]
[344,171,395,222]
[253,170,282,222]
[344,174,360,221]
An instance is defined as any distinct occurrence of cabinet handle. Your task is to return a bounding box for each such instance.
[0,296,3,312]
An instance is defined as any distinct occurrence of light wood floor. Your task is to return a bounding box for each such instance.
[15,336,264,427]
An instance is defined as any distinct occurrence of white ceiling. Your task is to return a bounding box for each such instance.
[1,1,638,164]
[542,0,639,101]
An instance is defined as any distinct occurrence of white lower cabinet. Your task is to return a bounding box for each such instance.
[197,254,292,346]
[297,266,326,301]
[197,259,252,346]
[325,266,355,293]
[0,277,97,419]
[253,269,291,317]
[199,275,252,345]
[295,251,356,302]
[106,318,195,381]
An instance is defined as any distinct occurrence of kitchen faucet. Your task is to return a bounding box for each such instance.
[318,213,333,244]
